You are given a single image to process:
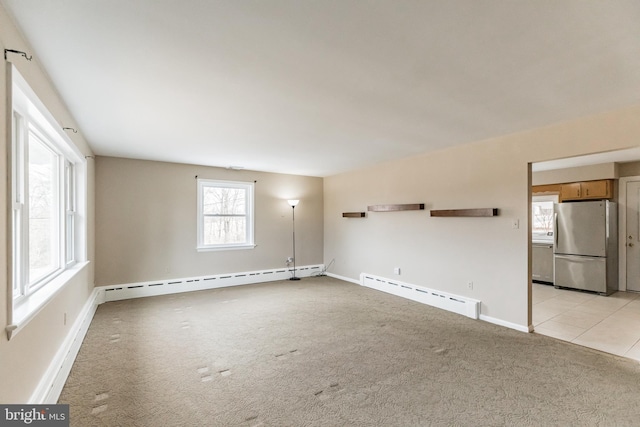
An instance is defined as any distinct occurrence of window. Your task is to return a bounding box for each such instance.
[26,129,61,286]
[9,64,86,334]
[532,195,558,242]
[197,179,255,251]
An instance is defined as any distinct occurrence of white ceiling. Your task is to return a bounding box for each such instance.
[2,1,640,177]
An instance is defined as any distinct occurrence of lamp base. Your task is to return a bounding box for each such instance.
[289,277,301,281]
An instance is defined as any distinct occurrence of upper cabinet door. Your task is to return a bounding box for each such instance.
[560,180,613,201]
[581,180,611,199]
[560,182,581,200]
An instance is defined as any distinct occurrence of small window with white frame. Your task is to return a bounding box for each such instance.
[532,194,558,242]
[197,179,255,251]
[8,64,87,336]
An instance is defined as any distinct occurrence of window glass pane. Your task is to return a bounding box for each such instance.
[12,212,22,298]
[28,134,59,284]
[65,162,75,264]
[203,187,246,215]
[65,162,74,211]
[203,216,246,245]
[532,200,555,240]
[66,213,74,264]
[12,113,24,298]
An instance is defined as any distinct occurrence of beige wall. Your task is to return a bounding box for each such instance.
[95,157,323,286]
[620,161,640,177]
[532,162,619,185]
[0,5,95,403]
[324,105,640,330]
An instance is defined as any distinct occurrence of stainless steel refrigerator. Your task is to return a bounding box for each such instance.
[553,200,618,295]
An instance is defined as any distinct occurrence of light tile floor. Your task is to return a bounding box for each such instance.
[533,283,640,362]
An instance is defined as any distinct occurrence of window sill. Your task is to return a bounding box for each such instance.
[6,261,90,341]
[197,244,256,252]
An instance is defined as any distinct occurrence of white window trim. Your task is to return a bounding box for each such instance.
[196,179,255,251]
[21,124,64,294]
[532,194,558,243]
[6,63,88,340]
[532,194,559,203]
[6,261,90,340]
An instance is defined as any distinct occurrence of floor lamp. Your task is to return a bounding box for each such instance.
[287,199,301,280]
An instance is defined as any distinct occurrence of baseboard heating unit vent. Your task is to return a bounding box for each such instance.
[101,265,323,302]
[360,273,480,319]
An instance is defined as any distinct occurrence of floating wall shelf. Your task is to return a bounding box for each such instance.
[367,203,425,212]
[342,212,366,218]
[430,208,499,217]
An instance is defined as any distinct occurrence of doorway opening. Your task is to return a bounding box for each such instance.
[529,148,640,361]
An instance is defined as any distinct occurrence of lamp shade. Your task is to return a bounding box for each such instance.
[287,199,300,207]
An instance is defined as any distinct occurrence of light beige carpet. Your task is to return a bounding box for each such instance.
[60,277,640,426]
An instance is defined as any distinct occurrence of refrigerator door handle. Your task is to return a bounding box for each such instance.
[554,212,558,248]
[554,254,602,262]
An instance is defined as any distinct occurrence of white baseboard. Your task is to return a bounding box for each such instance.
[100,264,324,302]
[361,273,481,319]
[326,272,360,285]
[30,287,103,404]
[479,314,532,333]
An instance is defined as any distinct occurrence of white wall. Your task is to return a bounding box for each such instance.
[0,5,95,403]
[533,163,619,185]
[324,105,640,330]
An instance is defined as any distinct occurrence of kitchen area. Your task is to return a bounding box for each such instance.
[531,159,640,361]
[533,180,617,295]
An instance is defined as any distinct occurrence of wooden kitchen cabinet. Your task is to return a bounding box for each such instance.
[560,183,581,200]
[560,179,613,201]
[581,180,611,199]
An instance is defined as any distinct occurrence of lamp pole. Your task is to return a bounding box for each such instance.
[287,200,300,280]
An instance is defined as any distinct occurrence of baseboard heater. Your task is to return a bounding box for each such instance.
[101,265,323,302]
[360,273,480,319]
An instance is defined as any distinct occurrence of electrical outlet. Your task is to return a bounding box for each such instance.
[393,267,401,275]
[512,219,520,229]
[286,257,294,263]
[467,281,473,290]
